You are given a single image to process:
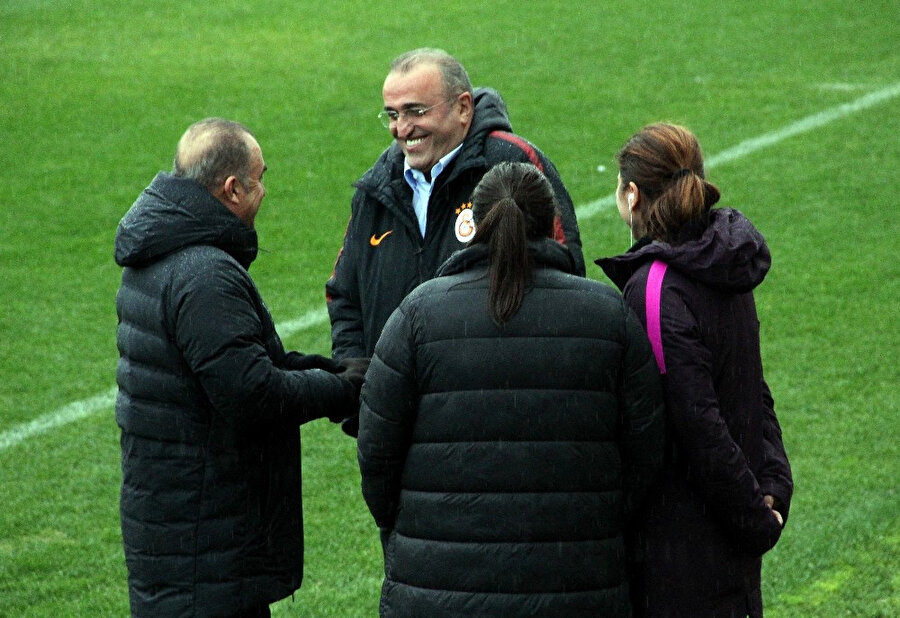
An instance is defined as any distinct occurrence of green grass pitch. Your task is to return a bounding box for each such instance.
[1,1,897,615]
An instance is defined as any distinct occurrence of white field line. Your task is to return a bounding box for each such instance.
[0,387,118,451]
[575,81,900,221]
[2,82,898,452]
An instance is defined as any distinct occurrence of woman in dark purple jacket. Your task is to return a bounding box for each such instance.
[597,123,793,618]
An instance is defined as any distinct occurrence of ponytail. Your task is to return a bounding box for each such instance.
[470,162,557,325]
[645,170,720,242]
[476,197,529,324]
[617,123,721,243]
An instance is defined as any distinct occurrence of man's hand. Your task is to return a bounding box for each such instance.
[338,357,370,387]
[328,358,370,433]
[282,351,341,373]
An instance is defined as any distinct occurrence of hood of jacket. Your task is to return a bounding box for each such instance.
[356,87,513,199]
[595,208,770,293]
[114,172,258,270]
[437,236,579,279]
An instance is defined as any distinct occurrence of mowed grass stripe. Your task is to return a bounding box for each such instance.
[2,81,897,453]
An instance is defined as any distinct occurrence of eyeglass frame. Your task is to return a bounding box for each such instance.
[377,96,459,129]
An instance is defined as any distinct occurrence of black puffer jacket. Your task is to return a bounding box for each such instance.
[115,173,353,617]
[326,88,585,360]
[597,208,793,617]
[358,239,665,617]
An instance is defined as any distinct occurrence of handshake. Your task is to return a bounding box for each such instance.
[282,352,369,437]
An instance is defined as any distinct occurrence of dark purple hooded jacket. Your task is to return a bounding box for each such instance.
[597,208,793,618]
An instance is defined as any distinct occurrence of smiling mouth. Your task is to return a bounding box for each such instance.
[405,137,426,147]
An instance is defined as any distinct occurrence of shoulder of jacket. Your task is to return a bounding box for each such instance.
[168,245,248,289]
[622,260,699,298]
[402,272,476,313]
[557,273,627,310]
[353,161,409,213]
[357,144,403,188]
[176,243,235,263]
[484,130,545,166]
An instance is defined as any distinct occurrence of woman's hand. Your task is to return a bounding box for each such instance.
[764,494,784,527]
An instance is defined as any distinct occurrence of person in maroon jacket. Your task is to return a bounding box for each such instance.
[597,123,793,618]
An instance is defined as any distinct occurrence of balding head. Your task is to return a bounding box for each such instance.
[389,48,473,99]
[173,118,256,191]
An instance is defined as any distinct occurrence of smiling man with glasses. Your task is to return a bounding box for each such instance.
[325,48,585,435]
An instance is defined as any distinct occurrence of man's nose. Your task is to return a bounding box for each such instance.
[393,115,414,138]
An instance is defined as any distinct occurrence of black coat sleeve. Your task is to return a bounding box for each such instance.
[757,379,793,521]
[326,194,368,360]
[174,258,354,429]
[486,133,585,277]
[535,150,586,277]
[618,304,666,514]
[656,288,784,554]
[357,303,417,530]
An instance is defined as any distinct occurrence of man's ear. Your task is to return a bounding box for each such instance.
[457,91,474,124]
[222,176,241,205]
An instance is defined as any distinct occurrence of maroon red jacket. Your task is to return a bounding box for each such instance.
[597,208,793,618]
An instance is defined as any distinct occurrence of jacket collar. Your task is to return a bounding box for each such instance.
[114,173,258,270]
[595,208,770,293]
[437,237,578,278]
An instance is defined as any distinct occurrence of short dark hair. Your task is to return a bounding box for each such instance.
[390,48,473,98]
[173,118,255,191]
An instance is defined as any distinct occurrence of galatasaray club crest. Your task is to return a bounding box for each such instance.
[455,202,475,243]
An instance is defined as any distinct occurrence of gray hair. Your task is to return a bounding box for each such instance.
[173,118,255,190]
[390,48,473,98]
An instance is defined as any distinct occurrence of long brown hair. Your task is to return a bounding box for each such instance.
[617,123,721,242]
[470,162,557,325]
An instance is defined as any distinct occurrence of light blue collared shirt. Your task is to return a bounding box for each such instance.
[403,143,464,238]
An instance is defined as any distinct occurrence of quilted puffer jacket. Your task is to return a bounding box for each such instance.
[359,238,665,617]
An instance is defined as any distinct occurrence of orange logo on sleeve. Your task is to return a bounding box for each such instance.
[370,230,393,246]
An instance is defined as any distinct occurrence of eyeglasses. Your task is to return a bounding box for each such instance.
[377,98,456,129]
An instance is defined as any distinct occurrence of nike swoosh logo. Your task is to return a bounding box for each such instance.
[370,230,393,246]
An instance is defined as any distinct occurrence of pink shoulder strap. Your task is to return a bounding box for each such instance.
[645,260,668,374]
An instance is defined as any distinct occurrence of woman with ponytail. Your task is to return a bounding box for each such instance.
[358,161,666,617]
[597,123,793,617]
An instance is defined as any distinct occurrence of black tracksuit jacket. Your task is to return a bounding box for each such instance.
[325,88,584,360]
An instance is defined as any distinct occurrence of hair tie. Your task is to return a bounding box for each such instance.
[672,168,692,180]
